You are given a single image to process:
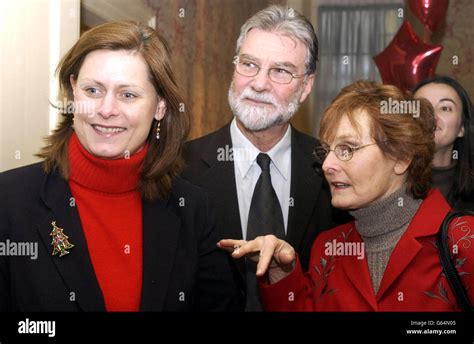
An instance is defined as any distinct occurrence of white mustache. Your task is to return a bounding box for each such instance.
[239,88,277,106]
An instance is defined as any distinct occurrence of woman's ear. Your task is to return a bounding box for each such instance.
[154,99,166,121]
[394,158,411,175]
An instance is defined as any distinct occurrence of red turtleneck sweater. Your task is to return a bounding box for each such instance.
[68,133,144,311]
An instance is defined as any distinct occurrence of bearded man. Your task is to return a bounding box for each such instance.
[182,5,339,311]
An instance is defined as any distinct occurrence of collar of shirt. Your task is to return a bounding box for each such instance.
[230,117,291,181]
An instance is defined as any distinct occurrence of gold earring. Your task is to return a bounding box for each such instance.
[156,120,161,140]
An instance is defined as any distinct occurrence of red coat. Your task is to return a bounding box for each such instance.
[260,190,474,311]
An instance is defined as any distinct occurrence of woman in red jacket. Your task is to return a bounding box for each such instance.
[219,80,474,311]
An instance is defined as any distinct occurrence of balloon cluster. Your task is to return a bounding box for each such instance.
[374,0,449,91]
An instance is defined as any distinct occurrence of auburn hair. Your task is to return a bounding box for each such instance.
[37,21,189,201]
[319,80,436,199]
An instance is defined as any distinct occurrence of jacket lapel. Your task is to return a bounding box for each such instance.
[340,226,378,311]
[198,124,242,241]
[196,124,245,280]
[376,190,450,300]
[140,198,181,311]
[286,129,322,249]
[375,230,423,302]
[37,170,105,311]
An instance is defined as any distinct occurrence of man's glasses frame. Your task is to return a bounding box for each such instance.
[233,57,307,84]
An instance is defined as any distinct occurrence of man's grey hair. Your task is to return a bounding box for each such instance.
[235,5,319,75]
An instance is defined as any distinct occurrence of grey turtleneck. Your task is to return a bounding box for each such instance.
[349,186,422,295]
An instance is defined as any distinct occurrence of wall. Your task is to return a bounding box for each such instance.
[0,0,80,172]
[286,0,320,135]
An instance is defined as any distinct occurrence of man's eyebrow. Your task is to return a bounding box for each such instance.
[239,54,259,62]
[273,61,297,70]
[239,54,297,70]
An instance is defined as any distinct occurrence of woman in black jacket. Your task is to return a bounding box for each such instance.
[0,21,241,312]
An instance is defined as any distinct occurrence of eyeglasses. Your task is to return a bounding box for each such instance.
[233,58,307,84]
[313,143,377,164]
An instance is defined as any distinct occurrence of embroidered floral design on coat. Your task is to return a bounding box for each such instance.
[313,228,354,296]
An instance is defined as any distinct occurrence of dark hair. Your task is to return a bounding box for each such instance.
[320,80,435,199]
[413,76,474,202]
[37,21,190,201]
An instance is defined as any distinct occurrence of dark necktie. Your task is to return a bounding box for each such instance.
[247,153,285,240]
[245,153,285,311]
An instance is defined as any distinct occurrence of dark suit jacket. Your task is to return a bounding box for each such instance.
[0,163,241,311]
[182,123,341,290]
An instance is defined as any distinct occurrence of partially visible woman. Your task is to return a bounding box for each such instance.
[413,76,474,211]
[0,21,240,311]
[219,80,474,311]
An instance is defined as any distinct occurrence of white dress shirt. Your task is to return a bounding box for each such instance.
[230,118,292,240]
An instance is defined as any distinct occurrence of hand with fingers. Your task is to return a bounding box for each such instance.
[217,235,296,284]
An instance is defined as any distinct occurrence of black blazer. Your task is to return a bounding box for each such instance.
[0,163,241,311]
[182,123,342,284]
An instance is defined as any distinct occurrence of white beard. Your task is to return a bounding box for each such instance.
[228,81,302,132]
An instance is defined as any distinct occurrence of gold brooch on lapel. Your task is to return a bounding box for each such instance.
[50,221,74,257]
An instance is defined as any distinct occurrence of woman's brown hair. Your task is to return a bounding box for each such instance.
[319,80,436,199]
[37,21,189,201]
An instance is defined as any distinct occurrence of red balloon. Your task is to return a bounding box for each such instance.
[408,0,449,32]
[373,20,443,91]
